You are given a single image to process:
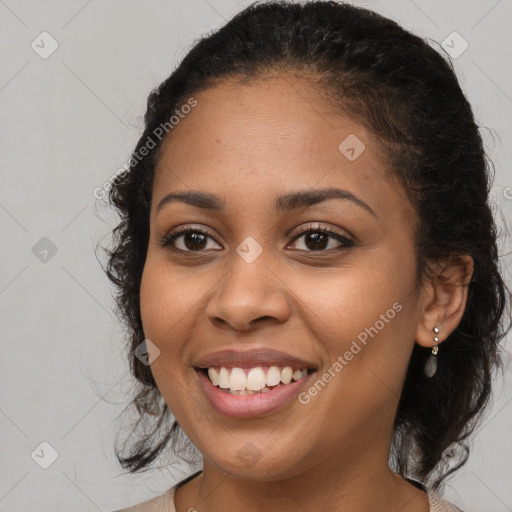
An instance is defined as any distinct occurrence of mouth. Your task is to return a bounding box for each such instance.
[198,365,315,395]
[193,348,318,417]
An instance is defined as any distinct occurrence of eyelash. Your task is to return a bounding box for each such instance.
[158,223,354,253]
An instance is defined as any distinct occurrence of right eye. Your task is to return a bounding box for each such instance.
[159,226,223,252]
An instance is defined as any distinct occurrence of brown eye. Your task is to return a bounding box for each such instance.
[181,232,208,250]
[303,232,329,250]
[289,225,354,252]
[160,227,222,252]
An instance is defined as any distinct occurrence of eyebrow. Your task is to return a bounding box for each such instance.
[156,187,376,217]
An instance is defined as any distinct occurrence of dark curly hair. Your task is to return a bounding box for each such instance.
[104,0,510,489]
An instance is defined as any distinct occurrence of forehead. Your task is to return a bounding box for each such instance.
[153,76,413,223]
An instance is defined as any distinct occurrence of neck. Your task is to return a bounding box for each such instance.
[174,446,429,512]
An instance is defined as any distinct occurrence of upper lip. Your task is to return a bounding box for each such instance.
[194,348,317,370]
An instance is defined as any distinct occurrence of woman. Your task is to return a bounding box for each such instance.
[106,1,510,511]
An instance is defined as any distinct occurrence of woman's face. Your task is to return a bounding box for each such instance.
[140,75,426,480]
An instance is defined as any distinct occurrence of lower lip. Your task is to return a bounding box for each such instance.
[196,370,314,418]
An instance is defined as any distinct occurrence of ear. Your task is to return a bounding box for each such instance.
[415,254,474,349]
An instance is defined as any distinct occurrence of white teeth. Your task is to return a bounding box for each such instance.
[266,366,281,386]
[206,365,310,391]
[292,369,303,381]
[219,367,230,389]
[247,367,266,391]
[280,367,293,384]
[229,367,247,391]
[208,368,219,386]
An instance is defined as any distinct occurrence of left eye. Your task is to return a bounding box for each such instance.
[288,228,353,251]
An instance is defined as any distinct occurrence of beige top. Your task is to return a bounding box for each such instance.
[115,473,464,512]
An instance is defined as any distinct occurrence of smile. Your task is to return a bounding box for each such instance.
[206,366,310,395]
[194,348,318,417]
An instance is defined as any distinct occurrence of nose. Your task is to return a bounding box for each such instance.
[205,250,291,333]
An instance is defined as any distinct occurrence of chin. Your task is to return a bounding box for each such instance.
[204,446,306,482]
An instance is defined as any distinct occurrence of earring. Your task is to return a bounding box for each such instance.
[424,325,439,378]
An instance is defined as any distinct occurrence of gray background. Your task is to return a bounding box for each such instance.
[0,1,511,511]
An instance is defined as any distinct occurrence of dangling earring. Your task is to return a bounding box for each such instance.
[424,325,439,378]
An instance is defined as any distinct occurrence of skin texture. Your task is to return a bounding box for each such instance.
[139,75,473,512]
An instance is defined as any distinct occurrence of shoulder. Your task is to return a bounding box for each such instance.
[405,476,464,512]
[113,470,201,512]
[113,486,176,512]
[426,488,465,512]
[114,473,465,512]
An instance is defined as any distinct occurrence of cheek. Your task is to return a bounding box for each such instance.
[139,259,202,420]
[139,256,220,406]
[290,252,418,393]
[294,255,412,341]
[139,255,211,340]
